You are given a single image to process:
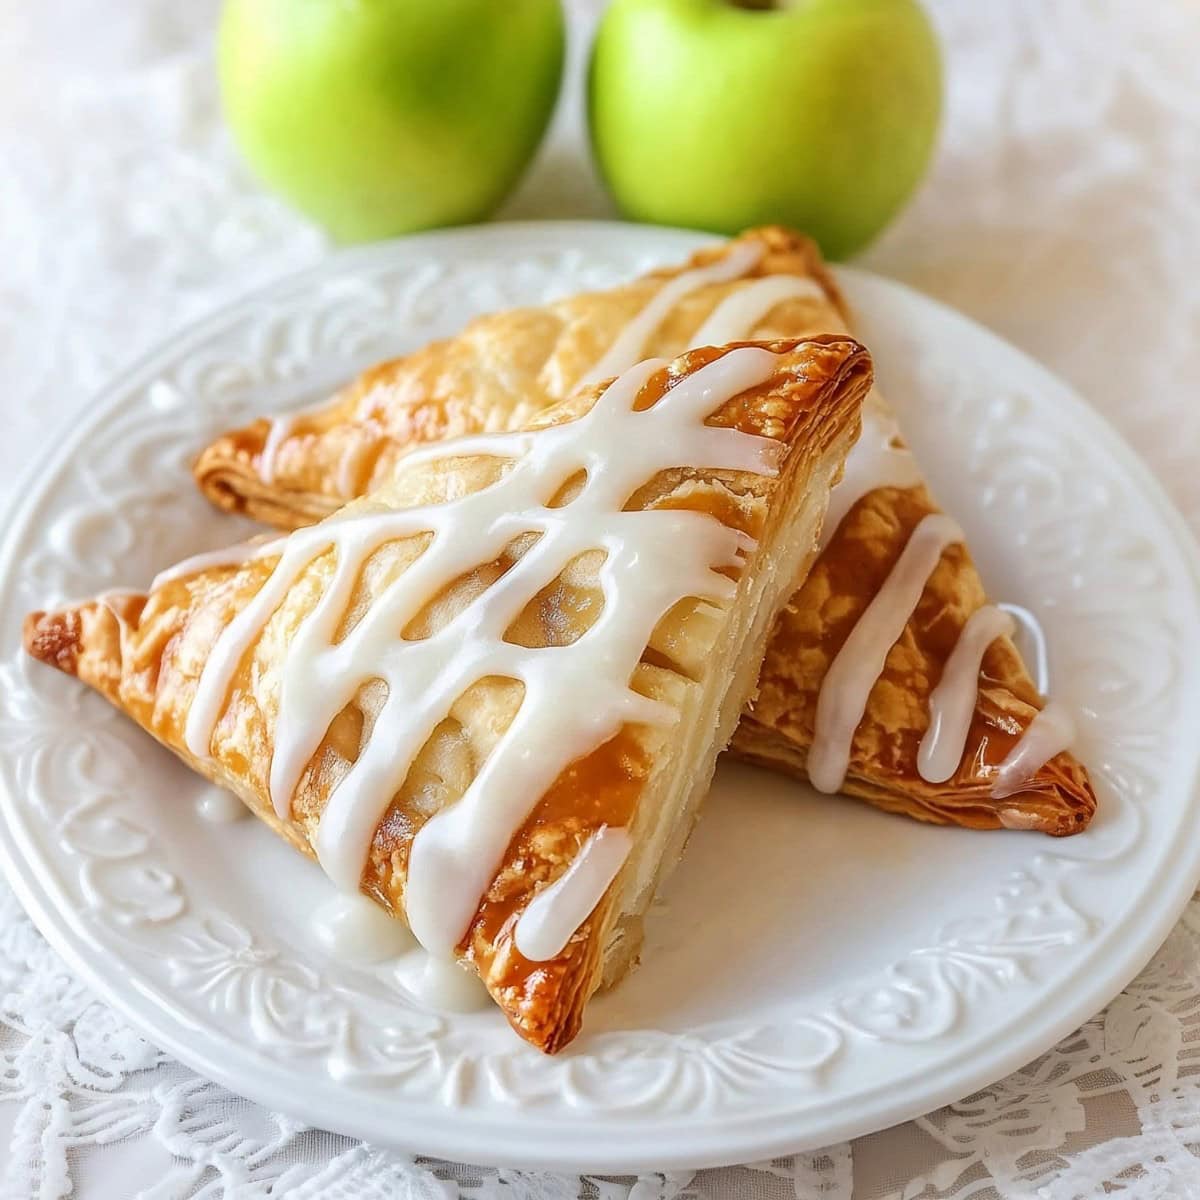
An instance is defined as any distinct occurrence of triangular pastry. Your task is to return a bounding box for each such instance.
[194,226,1096,834]
[195,228,845,526]
[731,394,1094,834]
[26,338,872,1052]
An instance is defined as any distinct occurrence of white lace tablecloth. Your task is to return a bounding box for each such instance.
[3,2,1199,1196]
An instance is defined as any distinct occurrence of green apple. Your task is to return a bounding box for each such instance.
[219,0,565,241]
[588,0,941,258]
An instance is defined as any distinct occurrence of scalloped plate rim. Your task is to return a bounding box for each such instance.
[1,221,1199,1172]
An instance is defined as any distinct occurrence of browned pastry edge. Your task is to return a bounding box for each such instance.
[190,223,1098,838]
[27,336,872,1053]
[729,473,1098,834]
[732,718,1094,837]
[191,226,844,529]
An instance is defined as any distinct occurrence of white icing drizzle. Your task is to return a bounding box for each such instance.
[264,246,806,500]
[311,891,414,964]
[186,347,783,960]
[690,275,825,347]
[259,413,297,484]
[820,401,924,550]
[259,398,329,483]
[991,700,1076,799]
[335,433,375,498]
[808,514,964,794]
[998,601,1051,694]
[195,787,247,823]
[579,240,763,385]
[514,826,633,961]
[309,893,486,1010]
[151,537,284,591]
[569,244,1071,807]
[917,604,1016,784]
[95,587,140,605]
[795,385,1064,793]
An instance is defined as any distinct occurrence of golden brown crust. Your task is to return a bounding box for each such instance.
[28,336,872,1053]
[193,224,1097,837]
[730,479,1096,833]
[192,227,848,528]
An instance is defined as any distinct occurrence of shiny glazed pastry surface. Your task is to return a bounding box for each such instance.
[194,226,1096,835]
[26,338,872,1052]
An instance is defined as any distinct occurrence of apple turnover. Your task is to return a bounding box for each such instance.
[26,338,871,1052]
[194,226,1096,834]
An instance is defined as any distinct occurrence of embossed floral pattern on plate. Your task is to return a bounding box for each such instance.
[0,223,1198,1172]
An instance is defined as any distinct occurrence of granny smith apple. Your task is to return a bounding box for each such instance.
[219,0,565,241]
[588,0,941,258]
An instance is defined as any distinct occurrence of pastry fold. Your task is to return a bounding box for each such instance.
[731,442,1094,835]
[193,226,1096,835]
[194,228,843,526]
[27,337,872,1053]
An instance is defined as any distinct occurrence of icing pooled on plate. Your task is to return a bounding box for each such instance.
[311,891,414,964]
[195,787,247,824]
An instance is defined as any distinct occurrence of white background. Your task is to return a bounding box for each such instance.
[2,1,1199,1196]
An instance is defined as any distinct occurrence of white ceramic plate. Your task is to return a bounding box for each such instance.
[2,222,1199,1174]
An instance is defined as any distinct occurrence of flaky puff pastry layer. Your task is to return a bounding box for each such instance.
[194,227,844,526]
[732,456,1095,835]
[194,225,1097,835]
[26,338,872,1053]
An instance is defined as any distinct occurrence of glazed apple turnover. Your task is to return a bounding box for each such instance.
[26,338,871,1052]
[194,226,1097,835]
